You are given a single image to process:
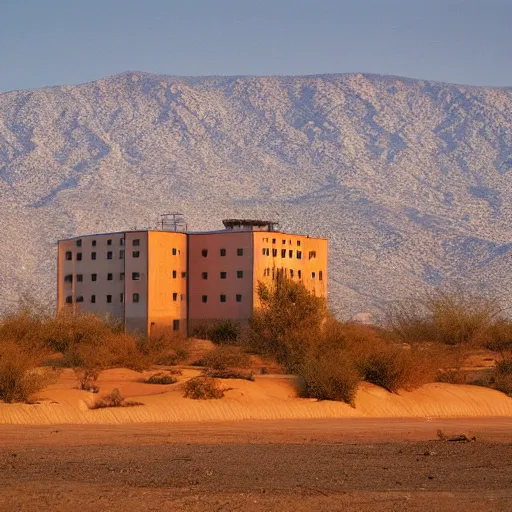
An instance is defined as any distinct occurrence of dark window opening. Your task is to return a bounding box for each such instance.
[132,272,140,280]
[76,274,83,282]
[76,296,84,303]
[76,253,82,261]
[297,251,302,259]
[220,272,227,279]
[220,294,226,303]
[319,271,323,281]
[262,248,266,256]
[202,295,208,303]
[181,271,187,278]
[107,251,113,259]
[92,240,97,247]
[120,238,125,246]
[133,239,140,247]
[76,239,82,247]
[272,248,277,257]
[289,250,293,258]
[133,293,140,303]
[173,320,180,331]
[64,274,73,283]
[201,249,208,257]
[281,249,286,258]
[107,239,112,246]
[173,293,178,301]
[172,248,177,255]
[237,248,243,256]
[290,269,294,278]
[282,240,286,245]
[202,272,208,280]
[91,273,97,282]
[91,252,96,260]
[107,273,113,281]
[106,295,112,303]
[91,295,96,304]
[119,250,125,259]
[298,270,302,279]
[309,251,317,260]
[65,251,72,261]
[311,272,316,279]
[272,238,276,244]
[65,296,72,304]
[236,294,242,303]
[237,270,243,278]
[132,251,140,258]
[297,240,301,246]
[220,248,226,256]
[120,293,124,303]
[172,270,177,279]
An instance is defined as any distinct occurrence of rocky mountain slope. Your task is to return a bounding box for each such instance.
[0,72,511,317]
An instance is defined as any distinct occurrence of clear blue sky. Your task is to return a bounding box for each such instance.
[2,0,511,93]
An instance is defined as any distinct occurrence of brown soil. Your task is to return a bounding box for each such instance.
[0,419,511,511]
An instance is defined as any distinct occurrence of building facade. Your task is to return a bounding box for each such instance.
[57,220,328,336]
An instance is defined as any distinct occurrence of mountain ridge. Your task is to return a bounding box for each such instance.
[0,71,511,317]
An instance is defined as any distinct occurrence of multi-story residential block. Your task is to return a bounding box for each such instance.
[57,219,327,336]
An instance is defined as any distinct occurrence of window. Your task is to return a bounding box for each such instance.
[107,251,113,259]
[120,238,125,246]
[92,240,97,247]
[65,251,72,261]
[173,319,180,331]
[311,272,316,279]
[237,270,243,278]
[281,249,286,258]
[172,270,177,279]
[132,251,140,258]
[262,248,266,256]
[64,274,73,283]
[76,296,84,303]
[120,293,124,303]
[132,272,140,280]
[91,295,96,304]
[202,295,208,303]
[297,240,301,246]
[91,252,97,260]
[220,294,226,303]
[173,293,178,301]
[236,294,242,303]
[181,271,187,278]
[298,270,302,279]
[202,272,208,280]
[76,239,82,247]
[133,239,140,247]
[65,296,72,304]
[107,273,113,281]
[272,249,277,257]
[290,269,294,278]
[220,272,227,279]
[172,248,177,255]
[106,295,112,303]
[309,251,317,260]
[263,237,268,243]
[220,248,226,256]
[120,272,125,280]
[297,251,302,259]
[237,248,243,256]
[107,239,112,246]
[133,293,140,303]
[91,273,97,282]
[76,274,83,282]
[76,253,82,261]
[282,240,286,245]
[272,238,276,244]
[201,249,208,257]
[319,271,323,281]
[119,250,125,259]
[289,250,293,258]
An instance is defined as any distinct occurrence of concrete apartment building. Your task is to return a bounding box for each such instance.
[57,219,328,336]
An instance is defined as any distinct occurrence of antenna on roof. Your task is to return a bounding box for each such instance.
[160,213,187,232]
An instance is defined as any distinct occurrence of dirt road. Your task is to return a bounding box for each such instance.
[0,419,511,511]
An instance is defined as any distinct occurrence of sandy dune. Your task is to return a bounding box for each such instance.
[0,367,511,425]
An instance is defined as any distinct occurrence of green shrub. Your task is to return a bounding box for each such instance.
[183,376,225,399]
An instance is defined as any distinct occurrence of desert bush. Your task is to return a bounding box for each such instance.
[485,320,512,359]
[298,350,361,406]
[137,332,190,366]
[0,341,58,403]
[90,388,143,409]
[193,320,239,344]
[183,376,225,399]
[195,346,251,370]
[75,368,100,393]
[202,368,254,381]
[493,359,512,397]
[144,372,177,385]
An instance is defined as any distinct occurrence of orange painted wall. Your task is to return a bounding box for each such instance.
[147,231,187,336]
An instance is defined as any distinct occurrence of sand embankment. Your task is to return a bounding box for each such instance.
[0,368,511,425]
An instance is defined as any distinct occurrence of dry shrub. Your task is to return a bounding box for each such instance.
[0,341,58,403]
[137,332,190,366]
[91,388,143,409]
[144,372,177,385]
[193,320,239,344]
[485,320,512,360]
[195,346,250,370]
[75,368,100,392]
[494,359,512,397]
[203,368,254,381]
[183,376,225,399]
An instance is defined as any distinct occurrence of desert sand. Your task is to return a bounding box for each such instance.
[1,367,511,425]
